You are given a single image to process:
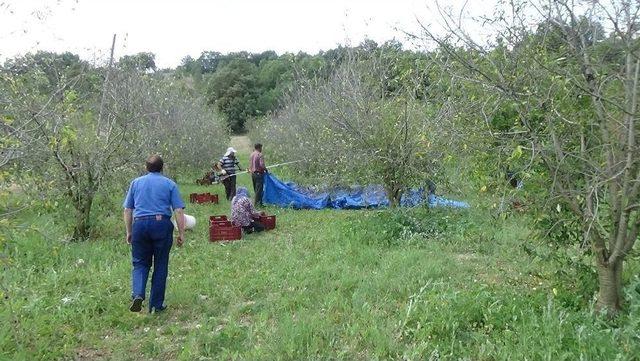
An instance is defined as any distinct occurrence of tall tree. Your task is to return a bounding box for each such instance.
[205,59,258,132]
[419,0,640,315]
[117,52,157,72]
[198,51,223,73]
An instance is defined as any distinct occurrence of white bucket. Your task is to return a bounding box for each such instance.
[172,214,196,230]
[184,214,196,229]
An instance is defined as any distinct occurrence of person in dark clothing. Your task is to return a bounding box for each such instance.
[249,143,267,206]
[217,147,243,200]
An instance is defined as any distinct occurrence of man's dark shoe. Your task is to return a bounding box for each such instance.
[129,297,143,312]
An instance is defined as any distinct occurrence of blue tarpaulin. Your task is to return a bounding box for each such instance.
[263,173,470,210]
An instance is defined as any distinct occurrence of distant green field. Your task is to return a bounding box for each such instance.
[2,153,639,360]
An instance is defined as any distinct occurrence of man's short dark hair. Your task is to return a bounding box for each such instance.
[146,155,164,172]
[254,143,263,151]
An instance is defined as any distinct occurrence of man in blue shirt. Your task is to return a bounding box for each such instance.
[123,155,186,313]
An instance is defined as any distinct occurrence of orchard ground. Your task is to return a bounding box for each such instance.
[2,140,639,360]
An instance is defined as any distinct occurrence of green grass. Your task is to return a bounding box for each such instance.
[2,162,640,360]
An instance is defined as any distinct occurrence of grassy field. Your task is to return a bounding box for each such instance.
[2,149,640,360]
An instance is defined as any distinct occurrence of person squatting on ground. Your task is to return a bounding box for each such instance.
[123,155,186,313]
[231,187,265,234]
[217,147,242,201]
[249,143,267,207]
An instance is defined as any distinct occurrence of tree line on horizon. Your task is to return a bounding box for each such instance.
[2,39,431,134]
[171,39,426,132]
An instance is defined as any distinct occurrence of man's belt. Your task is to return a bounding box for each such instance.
[134,214,170,221]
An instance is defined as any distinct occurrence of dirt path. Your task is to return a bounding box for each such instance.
[230,135,252,154]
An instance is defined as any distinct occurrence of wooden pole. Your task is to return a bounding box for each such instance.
[98,33,116,134]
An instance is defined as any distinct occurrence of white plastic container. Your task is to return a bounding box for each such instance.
[172,214,196,230]
[184,214,196,229]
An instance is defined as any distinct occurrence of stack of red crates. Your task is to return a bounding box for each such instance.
[209,215,241,241]
[190,192,219,204]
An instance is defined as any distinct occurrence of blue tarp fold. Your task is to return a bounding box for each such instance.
[263,173,469,210]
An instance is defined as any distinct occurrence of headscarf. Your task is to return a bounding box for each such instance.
[232,187,250,206]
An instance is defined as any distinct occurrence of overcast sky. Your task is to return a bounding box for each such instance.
[0,0,495,68]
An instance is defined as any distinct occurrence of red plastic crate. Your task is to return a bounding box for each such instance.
[259,215,276,230]
[188,193,201,203]
[210,220,232,228]
[209,224,242,242]
[209,215,228,222]
[190,193,219,204]
[210,215,231,227]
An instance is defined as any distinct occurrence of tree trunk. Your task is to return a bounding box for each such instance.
[72,193,94,241]
[595,259,623,316]
[385,185,402,208]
